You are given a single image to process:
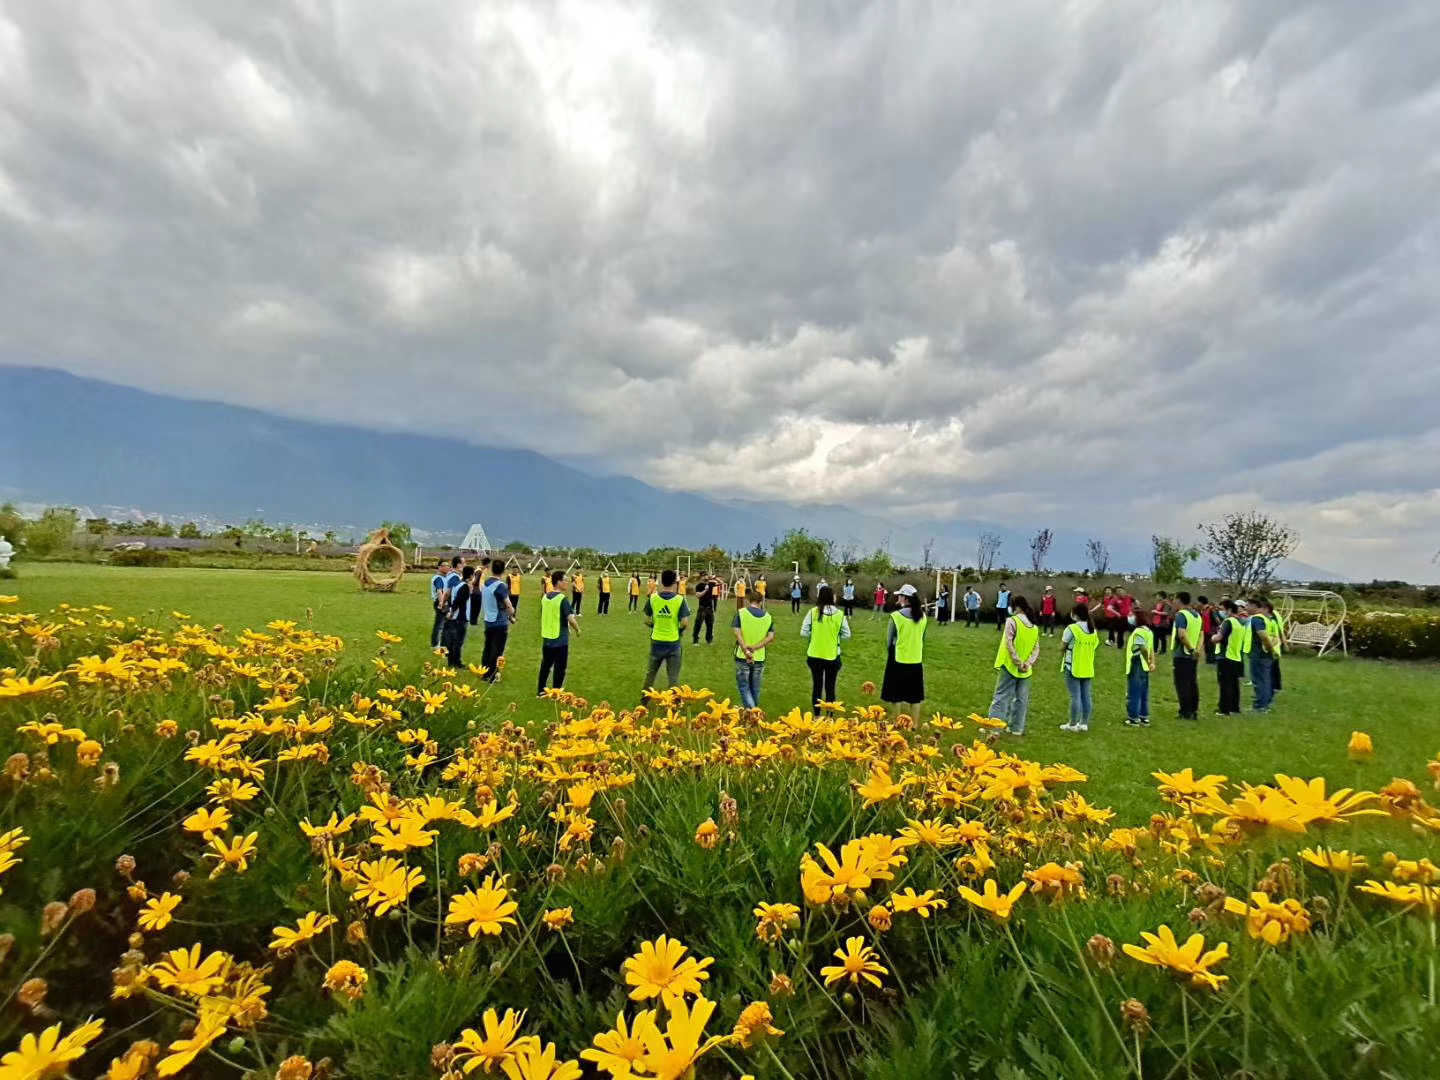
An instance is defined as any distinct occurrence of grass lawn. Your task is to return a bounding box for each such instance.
[8,561,1435,823]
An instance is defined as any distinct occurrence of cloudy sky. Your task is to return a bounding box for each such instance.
[2,0,1438,579]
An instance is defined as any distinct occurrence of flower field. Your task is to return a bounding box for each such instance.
[3,595,1440,1080]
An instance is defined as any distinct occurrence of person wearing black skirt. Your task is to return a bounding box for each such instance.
[882,584,929,722]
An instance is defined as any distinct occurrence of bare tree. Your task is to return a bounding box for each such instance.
[977,531,1002,575]
[1198,511,1299,591]
[921,537,936,570]
[1085,539,1111,577]
[1028,528,1054,574]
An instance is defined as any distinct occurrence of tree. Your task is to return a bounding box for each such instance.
[1029,528,1054,574]
[921,537,936,570]
[1150,535,1199,585]
[85,518,112,536]
[976,532,1002,575]
[745,542,767,563]
[502,540,532,553]
[1198,511,1299,591]
[773,528,833,574]
[859,547,894,578]
[697,544,728,568]
[1085,539,1111,577]
[0,503,26,549]
[178,522,203,539]
[24,508,79,556]
[377,521,414,548]
[323,530,337,546]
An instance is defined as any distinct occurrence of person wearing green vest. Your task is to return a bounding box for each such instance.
[1125,608,1156,726]
[988,596,1039,735]
[642,569,691,696]
[1211,599,1247,715]
[1059,602,1100,732]
[882,584,929,720]
[1262,598,1285,694]
[1246,598,1276,713]
[800,584,851,710]
[536,570,580,696]
[731,593,776,709]
[1170,591,1202,721]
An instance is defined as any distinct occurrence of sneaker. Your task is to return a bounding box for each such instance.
[1125,718,1143,727]
[1073,724,1089,732]
[1140,717,1151,726]
[1059,722,1076,732]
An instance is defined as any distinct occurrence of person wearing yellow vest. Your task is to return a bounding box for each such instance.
[1245,597,1276,713]
[536,570,580,696]
[733,578,748,611]
[1059,602,1100,732]
[1261,598,1285,695]
[755,577,767,599]
[507,570,523,613]
[882,584,928,720]
[628,573,642,613]
[1124,608,1156,726]
[988,596,1040,735]
[1170,591,1202,721]
[1211,599,1247,715]
[642,569,691,695]
[800,584,851,710]
[731,592,775,708]
[647,574,658,596]
[597,571,612,616]
[571,571,586,616]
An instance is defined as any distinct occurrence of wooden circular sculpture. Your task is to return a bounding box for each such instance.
[354,527,406,592]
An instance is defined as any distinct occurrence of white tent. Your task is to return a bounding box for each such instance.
[460,523,492,553]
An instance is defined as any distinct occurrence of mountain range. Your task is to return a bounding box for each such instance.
[0,366,1343,579]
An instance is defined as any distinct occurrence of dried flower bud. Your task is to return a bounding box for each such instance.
[1120,998,1151,1036]
[68,888,97,915]
[1086,934,1115,969]
[1195,882,1226,908]
[171,870,191,889]
[128,932,145,950]
[719,793,739,826]
[276,1055,314,1080]
[346,920,367,945]
[17,978,48,1009]
[430,1044,456,1073]
[4,752,30,781]
[0,933,14,968]
[40,901,69,936]
[115,854,137,878]
[867,905,892,932]
[610,836,628,861]
[1187,907,1209,926]
[1106,873,1128,897]
[769,971,793,998]
[545,863,567,883]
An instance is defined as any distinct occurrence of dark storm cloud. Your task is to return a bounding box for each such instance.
[1,0,1438,578]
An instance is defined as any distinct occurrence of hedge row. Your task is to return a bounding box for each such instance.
[1348,611,1440,660]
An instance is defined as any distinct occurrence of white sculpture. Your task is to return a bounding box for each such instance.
[0,535,13,570]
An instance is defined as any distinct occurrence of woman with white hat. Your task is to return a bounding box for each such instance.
[882,584,929,721]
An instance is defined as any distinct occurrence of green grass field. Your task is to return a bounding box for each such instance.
[8,561,1436,821]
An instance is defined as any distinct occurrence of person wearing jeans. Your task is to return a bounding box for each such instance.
[801,584,850,709]
[989,596,1039,733]
[429,559,449,648]
[732,594,775,709]
[1170,592,1202,720]
[536,571,579,695]
[1059,603,1099,732]
[1125,613,1154,726]
[1247,599,1276,713]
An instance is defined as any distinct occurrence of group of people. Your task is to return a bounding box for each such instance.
[986,590,1286,736]
[429,557,1289,728]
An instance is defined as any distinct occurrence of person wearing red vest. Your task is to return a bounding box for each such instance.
[1038,586,1058,636]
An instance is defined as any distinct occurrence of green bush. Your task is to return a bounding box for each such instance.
[108,547,190,568]
[1348,611,1440,660]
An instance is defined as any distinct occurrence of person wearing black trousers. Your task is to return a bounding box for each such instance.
[429,559,449,648]
[442,566,474,668]
[692,576,718,645]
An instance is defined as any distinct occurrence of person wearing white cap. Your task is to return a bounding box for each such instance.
[882,584,929,721]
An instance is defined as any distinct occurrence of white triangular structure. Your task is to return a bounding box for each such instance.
[460,523,492,553]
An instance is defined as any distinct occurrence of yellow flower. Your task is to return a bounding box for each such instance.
[0,1018,104,1080]
[453,1008,539,1074]
[1300,848,1368,873]
[900,818,964,849]
[1347,731,1373,761]
[353,856,425,915]
[323,959,368,1000]
[105,1041,160,1080]
[820,936,888,988]
[753,901,801,944]
[1023,862,1086,901]
[582,1011,659,1078]
[957,878,1028,920]
[156,1018,225,1077]
[75,739,104,767]
[854,764,905,806]
[150,944,231,998]
[269,912,339,954]
[1222,892,1311,945]
[635,995,732,1080]
[1271,775,1381,826]
[446,875,519,938]
[138,892,182,933]
[889,888,948,918]
[1122,925,1229,990]
[204,832,258,878]
[732,1001,784,1048]
[182,806,233,841]
[499,1041,582,1080]
[867,904,892,931]
[0,674,68,700]
[462,799,519,830]
[375,631,403,644]
[1356,879,1440,913]
[1152,769,1229,808]
[421,690,448,714]
[622,935,715,1006]
[694,819,720,849]
[542,907,574,933]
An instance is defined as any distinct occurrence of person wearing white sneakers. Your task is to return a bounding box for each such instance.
[1059,602,1100,732]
